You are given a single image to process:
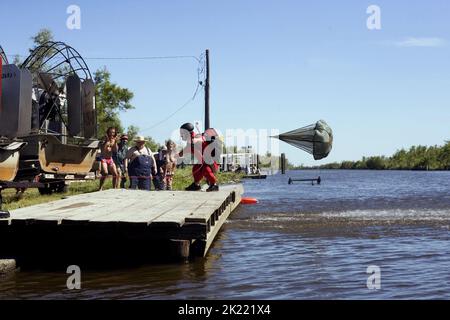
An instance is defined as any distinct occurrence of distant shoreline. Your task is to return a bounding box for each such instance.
[287,141,450,172]
[288,167,450,172]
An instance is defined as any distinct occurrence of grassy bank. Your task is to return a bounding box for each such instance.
[1,168,244,211]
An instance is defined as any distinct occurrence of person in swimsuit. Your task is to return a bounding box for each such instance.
[99,127,120,191]
[164,139,177,191]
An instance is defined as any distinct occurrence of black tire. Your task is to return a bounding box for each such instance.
[38,187,53,195]
[0,211,10,219]
[38,182,54,195]
[55,182,68,194]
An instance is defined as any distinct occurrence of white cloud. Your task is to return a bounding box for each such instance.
[395,37,446,48]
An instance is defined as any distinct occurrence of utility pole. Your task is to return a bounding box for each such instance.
[205,49,210,130]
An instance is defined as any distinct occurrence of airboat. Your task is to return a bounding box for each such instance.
[0,42,99,212]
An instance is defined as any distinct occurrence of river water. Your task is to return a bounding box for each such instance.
[1,170,449,299]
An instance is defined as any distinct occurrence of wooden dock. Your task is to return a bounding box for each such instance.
[0,185,243,266]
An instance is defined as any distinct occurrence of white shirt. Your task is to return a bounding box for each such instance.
[126,146,154,163]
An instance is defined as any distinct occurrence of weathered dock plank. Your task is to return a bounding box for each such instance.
[0,185,244,262]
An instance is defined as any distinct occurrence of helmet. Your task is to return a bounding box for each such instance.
[180,123,194,132]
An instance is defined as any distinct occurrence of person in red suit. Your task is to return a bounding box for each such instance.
[179,123,219,192]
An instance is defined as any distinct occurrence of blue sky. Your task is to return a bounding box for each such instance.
[1,0,449,165]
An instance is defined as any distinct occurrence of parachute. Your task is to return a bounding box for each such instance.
[273,120,333,160]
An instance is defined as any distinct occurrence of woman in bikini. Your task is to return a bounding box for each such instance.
[99,127,119,190]
[164,140,177,191]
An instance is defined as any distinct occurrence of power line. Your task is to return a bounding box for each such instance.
[7,54,200,62]
[85,55,201,62]
[6,51,207,133]
[139,54,206,132]
[140,83,202,133]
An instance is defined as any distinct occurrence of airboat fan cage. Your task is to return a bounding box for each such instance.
[0,46,8,64]
[21,41,92,86]
[1,41,99,188]
[18,41,97,141]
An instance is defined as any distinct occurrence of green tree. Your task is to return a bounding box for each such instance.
[312,141,449,171]
[25,28,55,73]
[390,149,408,169]
[144,136,161,152]
[340,161,354,169]
[364,156,387,170]
[94,67,134,137]
[30,28,54,50]
[126,125,140,142]
[439,141,450,170]
[353,160,367,169]
[125,125,161,152]
[13,55,22,65]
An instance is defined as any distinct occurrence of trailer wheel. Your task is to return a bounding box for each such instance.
[55,182,68,194]
[38,186,53,195]
[0,211,10,219]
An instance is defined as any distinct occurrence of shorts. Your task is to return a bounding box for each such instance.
[101,157,114,166]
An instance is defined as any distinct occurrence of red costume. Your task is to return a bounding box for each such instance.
[186,132,219,185]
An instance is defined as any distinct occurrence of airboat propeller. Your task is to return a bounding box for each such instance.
[1,41,99,197]
[21,41,92,82]
[21,41,96,138]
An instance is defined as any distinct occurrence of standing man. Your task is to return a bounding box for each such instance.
[126,136,157,191]
[178,123,219,192]
[154,146,168,191]
[113,134,129,189]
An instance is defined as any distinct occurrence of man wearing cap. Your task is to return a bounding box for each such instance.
[113,134,129,189]
[126,136,157,191]
[178,123,219,192]
[154,145,168,190]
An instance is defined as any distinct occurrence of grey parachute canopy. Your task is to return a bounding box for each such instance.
[274,120,333,160]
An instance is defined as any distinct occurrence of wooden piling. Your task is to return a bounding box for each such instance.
[281,153,286,174]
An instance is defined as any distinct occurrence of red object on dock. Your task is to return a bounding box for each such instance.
[241,197,258,205]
